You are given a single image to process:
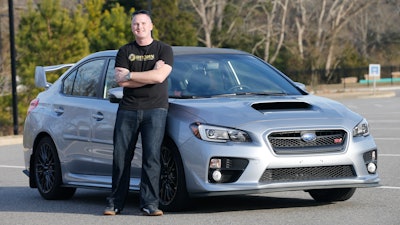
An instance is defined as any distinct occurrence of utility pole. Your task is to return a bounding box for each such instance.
[148,0,152,13]
[8,0,18,135]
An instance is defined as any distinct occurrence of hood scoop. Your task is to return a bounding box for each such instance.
[252,101,312,112]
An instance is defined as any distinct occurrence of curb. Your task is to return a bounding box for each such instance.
[315,90,396,100]
[0,135,23,147]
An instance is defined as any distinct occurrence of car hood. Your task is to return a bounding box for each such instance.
[168,94,362,129]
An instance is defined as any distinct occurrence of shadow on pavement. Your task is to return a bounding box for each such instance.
[0,186,330,215]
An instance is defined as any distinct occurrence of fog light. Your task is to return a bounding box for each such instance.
[367,162,377,173]
[210,158,221,169]
[371,150,377,160]
[212,170,222,182]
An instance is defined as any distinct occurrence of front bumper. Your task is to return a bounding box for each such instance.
[180,135,379,197]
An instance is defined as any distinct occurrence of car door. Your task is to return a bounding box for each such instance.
[90,58,142,187]
[60,58,107,176]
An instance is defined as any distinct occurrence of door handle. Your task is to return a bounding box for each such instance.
[92,112,104,121]
[54,107,64,115]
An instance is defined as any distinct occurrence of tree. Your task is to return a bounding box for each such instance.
[96,3,133,50]
[152,0,197,46]
[287,0,373,85]
[349,0,400,65]
[188,0,228,47]
[85,0,133,51]
[213,0,261,51]
[84,0,104,52]
[104,0,136,10]
[15,0,89,122]
[245,0,289,63]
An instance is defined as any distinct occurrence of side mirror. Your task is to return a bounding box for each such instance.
[108,87,123,103]
[294,82,307,92]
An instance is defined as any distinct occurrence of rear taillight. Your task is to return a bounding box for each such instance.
[27,98,39,115]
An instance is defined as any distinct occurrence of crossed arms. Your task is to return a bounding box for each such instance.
[115,60,172,88]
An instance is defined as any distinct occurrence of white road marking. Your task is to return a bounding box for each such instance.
[377,186,400,190]
[368,120,400,123]
[379,154,400,157]
[372,128,400,130]
[0,165,25,169]
[374,137,400,140]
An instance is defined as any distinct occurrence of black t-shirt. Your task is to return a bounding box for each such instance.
[115,40,173,110]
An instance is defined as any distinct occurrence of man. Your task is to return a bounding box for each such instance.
[104,10,173,216]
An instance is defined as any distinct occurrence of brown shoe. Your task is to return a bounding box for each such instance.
[141,206,163,216]
[103,205,120,215]
[103,198,121,216]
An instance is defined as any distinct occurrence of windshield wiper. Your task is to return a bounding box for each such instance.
[169,95,210,99]
[234,92,288,96]
[170,92,288,99]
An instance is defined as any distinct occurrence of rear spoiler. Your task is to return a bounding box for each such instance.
[35,64,74,88]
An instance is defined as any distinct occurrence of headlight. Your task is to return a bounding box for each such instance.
[190,123,251,142]
[353,118,369,137]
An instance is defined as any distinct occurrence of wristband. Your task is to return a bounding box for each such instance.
[125,72,131,81]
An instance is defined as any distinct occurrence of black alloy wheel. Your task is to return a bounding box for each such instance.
[33,136,76,200]
[159,139,189,211]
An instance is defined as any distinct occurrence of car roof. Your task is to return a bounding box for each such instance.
[172,46,247,56]
[84,46,248,59]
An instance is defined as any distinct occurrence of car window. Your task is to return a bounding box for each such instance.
[228,57,287,91]
[169,54,302,97]
[62,59,105,97]
[103,59,118,99]
[63,70,76,95]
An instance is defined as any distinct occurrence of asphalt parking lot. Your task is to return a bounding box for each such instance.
[0,87,399,225]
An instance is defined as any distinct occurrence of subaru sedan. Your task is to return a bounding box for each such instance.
[23,47,379,211]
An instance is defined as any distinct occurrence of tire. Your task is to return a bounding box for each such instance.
[308,188,356,202]
[159,138,189,211]
[33,136,76,200]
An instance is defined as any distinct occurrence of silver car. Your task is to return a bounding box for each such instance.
[23,47,379,211]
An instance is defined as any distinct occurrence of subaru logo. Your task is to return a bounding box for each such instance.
[301,132,317,142]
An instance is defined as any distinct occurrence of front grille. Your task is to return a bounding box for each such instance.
[268,130,347,154]
[259,165,356,183]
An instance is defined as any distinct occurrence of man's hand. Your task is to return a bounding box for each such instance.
[115,60,165,84]
[115,67,130,83]
[115,59,171,88]
[154,60,165,70]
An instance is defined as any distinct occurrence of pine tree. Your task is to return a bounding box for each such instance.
[17,0,89,88]
[151,0,197,46]
[15,0,90,123]
[85,0,133,51]
[84,0,105,52]
[96,3,133,50]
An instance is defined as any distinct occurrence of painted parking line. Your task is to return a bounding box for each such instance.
[379,154,400,157]
[377,186,400,190]
[374,137,400,141]
[0,165,25,169]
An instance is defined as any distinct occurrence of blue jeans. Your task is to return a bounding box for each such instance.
[108,108,167,211]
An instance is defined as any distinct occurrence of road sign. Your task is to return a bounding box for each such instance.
[368,64,380,94]
[369,64,380,77]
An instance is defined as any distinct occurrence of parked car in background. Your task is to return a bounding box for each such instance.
[23,47,379,211]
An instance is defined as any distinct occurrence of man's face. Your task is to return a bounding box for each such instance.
[131,14,153,39]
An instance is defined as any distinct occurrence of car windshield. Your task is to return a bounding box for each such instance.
[168,54,304,98]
